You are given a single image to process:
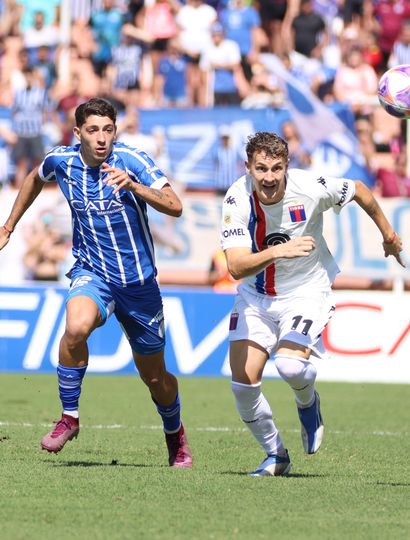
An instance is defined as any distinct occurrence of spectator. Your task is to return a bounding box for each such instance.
[137,0,180,78]
[388,19,410,68]
[199,22,245,106]
[213,124,245,194]
[362,29,383,75]
[371,0,410,72]
[175,0,217,106]
[9,47,31,94]
[90,0,124,76]
[34,45,57,91]
[156,38,189,107]
[291,0,327,59]
[0,121,17,188]
[11,66,50,188]
[258,0,298,56]
[55,73,90,146]
[376,150,410,197]
[22,10,60,52]
[219,0,263,82]
[16,0,60,34]
[333,45,378,116]
[106,31,145,107]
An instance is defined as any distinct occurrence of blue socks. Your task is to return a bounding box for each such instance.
[154,393,181,434]
[57,364,87,414]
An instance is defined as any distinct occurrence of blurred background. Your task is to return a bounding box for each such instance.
[0,0,409,381]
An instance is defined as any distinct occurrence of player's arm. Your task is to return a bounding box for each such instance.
[224,237,316,280]
[131,183,182,217]
[0,167,45,250]
[101,163,183,217]
[353,180,405,267]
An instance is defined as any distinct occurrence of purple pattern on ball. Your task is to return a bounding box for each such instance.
[377,64,410,119]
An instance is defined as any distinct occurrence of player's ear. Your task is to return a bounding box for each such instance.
[245,160,250,173]
[73,126,81,142]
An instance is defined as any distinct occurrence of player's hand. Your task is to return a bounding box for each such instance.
[0,226,11,250]
[382,233,406,268]
[273,236,316,259]
[101,163,134,194]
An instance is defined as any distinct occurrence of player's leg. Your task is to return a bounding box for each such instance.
[274,293,335,454]
[41,270,112,453]
[230,339,291,476]
[132,349,192,468]
[116,279,191,467]
[228,291,291,475]
[274,346,323,455]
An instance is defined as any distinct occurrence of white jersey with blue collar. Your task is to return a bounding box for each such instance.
[38,141,169,287]
[221,168,356,297]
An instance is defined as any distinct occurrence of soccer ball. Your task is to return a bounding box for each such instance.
[377,65,410,119]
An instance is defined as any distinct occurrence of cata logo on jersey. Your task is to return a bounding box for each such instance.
[71,199,125,215]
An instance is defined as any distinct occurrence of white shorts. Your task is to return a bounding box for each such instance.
[228,285,336,358]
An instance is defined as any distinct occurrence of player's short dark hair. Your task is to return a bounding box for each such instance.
[75,98,117,127]
[246,131,288,162]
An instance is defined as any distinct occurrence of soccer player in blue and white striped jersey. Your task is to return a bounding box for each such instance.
[0,98,192,467]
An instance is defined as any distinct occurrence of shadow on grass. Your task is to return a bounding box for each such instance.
[375,481,410,488]
[220,471,327,478]
[44,460,166,468]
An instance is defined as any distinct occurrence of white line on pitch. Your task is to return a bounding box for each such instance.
[0,420,408,437]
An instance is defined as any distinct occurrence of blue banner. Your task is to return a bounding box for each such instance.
[2,285,410,383]
[0,285,234,375]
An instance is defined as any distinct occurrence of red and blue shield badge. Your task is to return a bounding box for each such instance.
[288,205,306,223]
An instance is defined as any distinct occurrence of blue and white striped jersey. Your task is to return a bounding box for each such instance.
[12,85,49,137]
[38,141,169,287]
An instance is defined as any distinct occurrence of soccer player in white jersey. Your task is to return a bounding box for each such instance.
[0,98,192,468]
[221,131,405,476]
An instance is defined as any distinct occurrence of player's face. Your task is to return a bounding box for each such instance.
[246,151,288,205]
[74,114,117,166]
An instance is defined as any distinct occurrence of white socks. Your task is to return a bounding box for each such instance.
[231,381,286,456]
[274,354,317,408]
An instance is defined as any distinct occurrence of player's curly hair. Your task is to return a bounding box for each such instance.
[75,98,117,127]
[246,132,288,162]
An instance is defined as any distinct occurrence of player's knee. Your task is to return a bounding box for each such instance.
[64,318,95,346]
[274,354,317,387]
[139,369,165,389]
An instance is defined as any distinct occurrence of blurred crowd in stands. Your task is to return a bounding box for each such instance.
[0,0,409,286]
[0,0,409,194]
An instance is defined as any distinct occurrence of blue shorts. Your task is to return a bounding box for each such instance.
[67,266,165,355]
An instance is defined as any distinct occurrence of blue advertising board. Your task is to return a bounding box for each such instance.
[0,285,235,375]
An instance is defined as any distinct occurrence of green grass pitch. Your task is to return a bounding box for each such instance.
[0,373,409,540]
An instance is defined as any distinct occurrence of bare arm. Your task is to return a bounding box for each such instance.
[224,236,316,280]
[0,167,45,250]
[353,180,405,267]
[101,163,183,217]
